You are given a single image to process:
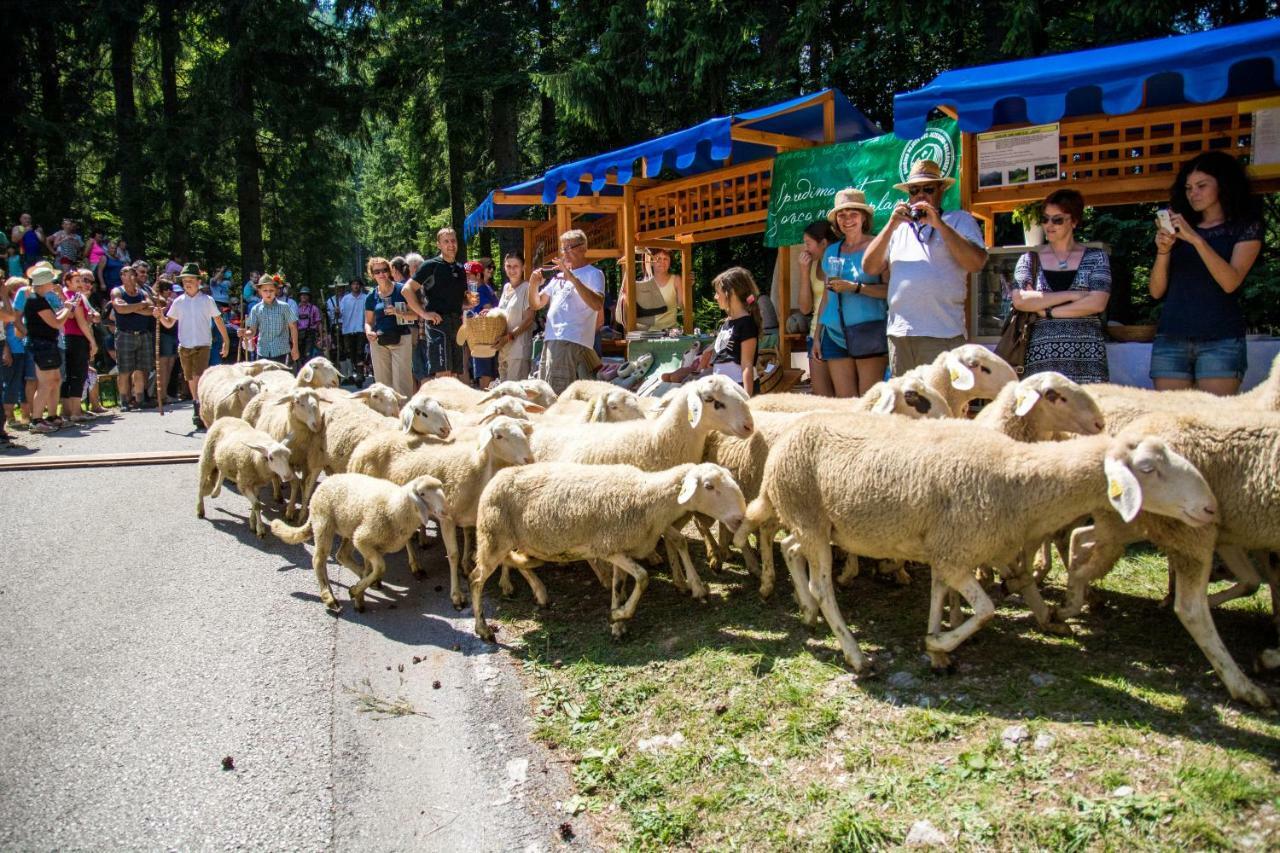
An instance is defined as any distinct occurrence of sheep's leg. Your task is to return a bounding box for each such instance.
[298,467,321,519]
[440,519,464,609]
[1206,546,1262,608]
[469,558,500,642]
[209,469,223,499]
[662,537,688,593]
[1169,550,1271,708]
[781,534,820,626]
[587,558,611,589]
[606,555,650,639]
[665,528,707,600]
[462,527,474,570]
[757,522,777,600]
[1003,551,1070,634]
[313,528,339,612]
[405,539,422,577]
[805,536,870,673]
[1059,524,1117,620]
[349,541,386,612]
[693,515,723,573]
[238,479,265,538]
[499,565,516,598]
[927,573,948,639]
[880,559,912,586]
[1031,540,1053,583]
[925,567,995,670]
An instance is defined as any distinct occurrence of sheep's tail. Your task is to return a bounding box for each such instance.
[738,495,774,548]
[269,517,313,545]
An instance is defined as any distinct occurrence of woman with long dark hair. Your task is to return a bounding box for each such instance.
[1149,151,1262,395]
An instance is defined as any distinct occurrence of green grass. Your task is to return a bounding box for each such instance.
[491,541,1280,850]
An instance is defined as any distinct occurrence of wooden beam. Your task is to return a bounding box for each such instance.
[621,184,637,332]
[522,229,533,274]
[584,249,622,260]
[492,192,546,206]
[680,245,694,335]
[555,203,571,240]
[0,450,200,471]
[729,126,820,151]
[483,219,540,229]
[676,220,768,244]
[776,246,791,366]
[636,238,682,251]
[938,105,959,120]
[822,97,835,144]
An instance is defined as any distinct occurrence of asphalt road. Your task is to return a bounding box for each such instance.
[0,404,586,851]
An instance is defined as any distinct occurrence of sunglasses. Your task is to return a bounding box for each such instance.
[907,185,938,196]
[372,267,391,275]
[1039,214,1071,226]
[560,242,585,250]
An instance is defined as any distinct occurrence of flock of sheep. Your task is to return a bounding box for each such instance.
[194,347,1280,708]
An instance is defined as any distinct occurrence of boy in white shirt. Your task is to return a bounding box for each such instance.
[155,262,231,430]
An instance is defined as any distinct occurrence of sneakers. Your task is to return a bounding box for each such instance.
[192,410,205,431]
[7,420,30,431]
[32,420,57,434]
[138,399,158,409]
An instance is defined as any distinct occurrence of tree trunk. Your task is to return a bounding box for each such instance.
[158,0,187,256]
[109,2,145,251]
[229,25,264,275]
[440,0,467,257]
[536,0,555,167]
[35,24,74,221]
[489,86,522,259]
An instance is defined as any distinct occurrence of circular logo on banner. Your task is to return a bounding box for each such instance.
[899,128,956,182]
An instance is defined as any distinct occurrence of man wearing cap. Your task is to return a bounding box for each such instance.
[155,263,230,429]
[295,286,322,361]
[109,264,155,411]
[862,159,987,376]
[409,226,465,378]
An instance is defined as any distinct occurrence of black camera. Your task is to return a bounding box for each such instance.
[908,206,929,222]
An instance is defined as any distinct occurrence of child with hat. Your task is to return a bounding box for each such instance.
[155,263,231,430]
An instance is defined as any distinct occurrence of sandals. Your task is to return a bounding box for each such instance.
[31,420,57,434]
[616,352,654,379]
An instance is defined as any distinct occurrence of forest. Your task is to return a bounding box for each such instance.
[1,0,1277,327]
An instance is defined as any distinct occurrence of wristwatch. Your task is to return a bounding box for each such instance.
[855,282,864,295]
[1046,307,1054,319]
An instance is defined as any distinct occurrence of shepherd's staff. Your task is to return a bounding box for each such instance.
[153,275,164,417]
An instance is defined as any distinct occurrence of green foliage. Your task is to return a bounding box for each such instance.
[825,805,893,852]
[1011,201,1044,230]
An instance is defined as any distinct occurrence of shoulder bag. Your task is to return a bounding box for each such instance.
[994,251,1039,374]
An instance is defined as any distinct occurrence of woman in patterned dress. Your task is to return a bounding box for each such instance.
[1011,189,1111,383]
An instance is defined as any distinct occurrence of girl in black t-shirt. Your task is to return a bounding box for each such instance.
[707,266,761,397]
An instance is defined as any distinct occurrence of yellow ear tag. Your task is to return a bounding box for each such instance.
[688,405,697,425]
[948,367,961,383]
[1107,478,1124,499]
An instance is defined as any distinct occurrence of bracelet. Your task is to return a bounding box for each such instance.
[1046,307,1054,319]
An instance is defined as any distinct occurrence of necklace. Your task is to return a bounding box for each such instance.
[1048,243,1076,269]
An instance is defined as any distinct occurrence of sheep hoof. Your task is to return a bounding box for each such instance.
[1234,683,1273,709]
[893,571,911,586]
[758,585,774,601]
[322,597,340,613]
[499,584,515,599]
[925,647,954,674]
[1042,620,1073,637]
[610,621,629,640]
[477,625,495,643]
[352,597,366,613]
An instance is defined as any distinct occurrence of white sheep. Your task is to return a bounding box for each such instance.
[247,356,341,397]
[1089,356,1279,432]
[469,462,747,640]
[234,359,292,377]
[741,414,1216,674]
[422,376,526,411]
[314,383,407,417]
[556,379,632,405]
[453,396,545,426]
[515,378,558,409]
[540,388,647,423]
[321,393,452,474]
[348,416,536,608]
[197,367,264,427]
[196,416,295,537]
[244,388,326,520]
[270,474,450,612]
[1059,409,1280,707]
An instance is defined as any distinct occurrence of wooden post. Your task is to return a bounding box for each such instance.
[522,225,533,273]
[621,185,637,331]
[822,94,836,144]
[680,245,694,334]
[776,246,791,365]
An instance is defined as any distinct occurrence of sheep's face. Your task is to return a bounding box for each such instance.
[297,357,341,389]
[408,475,450,524]
[687,376,753,438]
[478,416,535,465]
[944,345,1018,399]
[519,379,558,408]
[289,390,324,432]
[479,381,530,405]
[604,391,645,421]
[870,378,951,419]
[248,441,295,482]
[244,359,290,377]
[235,377,263,406]
[403,398,451,438]
[1104,436,1217,526]
[356,383,405,417]
[677,463,747,531]
[1014,373,1104,436]
[479,397,538,422]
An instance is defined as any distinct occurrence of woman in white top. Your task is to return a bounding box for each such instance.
[495,252,537,381]
[615,248,683,331]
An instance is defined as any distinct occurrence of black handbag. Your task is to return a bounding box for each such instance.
[377,325,403,347]
[994,252,1040,374]
[837,290,888,358]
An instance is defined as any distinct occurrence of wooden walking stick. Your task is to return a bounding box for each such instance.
[155,284,164,417]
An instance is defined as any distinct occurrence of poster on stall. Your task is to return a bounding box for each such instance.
[1252,108,1280,168]
[975,123,1060,188]
[763,117,959,247]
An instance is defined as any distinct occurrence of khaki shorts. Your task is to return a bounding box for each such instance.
[178,345,211,380]
[888,335,966,377]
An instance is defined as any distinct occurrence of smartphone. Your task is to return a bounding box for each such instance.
[1155,208,1174,233]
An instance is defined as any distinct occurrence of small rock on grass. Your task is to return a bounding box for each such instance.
[1001,724,1030,749]
[1033,732,1056,752]
[905,819,950,848]
[887,671,920,690]
[1029,672,1057,688]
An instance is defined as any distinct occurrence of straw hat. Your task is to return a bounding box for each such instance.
[826,188,876,226]
[893,159,956,192]
[26,262,57,288]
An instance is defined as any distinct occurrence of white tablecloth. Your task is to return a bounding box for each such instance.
[1105,339,1280,390]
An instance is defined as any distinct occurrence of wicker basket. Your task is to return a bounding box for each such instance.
[1107,324,1157,343]
[457,313,508,358]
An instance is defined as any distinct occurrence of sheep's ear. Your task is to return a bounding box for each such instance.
[677,472,699,505]
[245,442,269,456]
[1013,386,1041,417]
[281,432,295,448]
[687,391,704,427]
[587,396,606,422]
[523,402,545,414]
[477,426,494,454]
[351,387,372,399]
[945,354,975,391]
[871,386,896,415]
[400,405,416,433]
[1104,456,1143,523]
[299,365,315,384]
[477,408,499,425]
[519,420,534,436]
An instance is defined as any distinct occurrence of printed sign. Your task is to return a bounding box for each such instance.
[976,123,1060,188]
[763,118,959,248]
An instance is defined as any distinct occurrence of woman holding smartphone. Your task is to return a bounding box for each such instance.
[1149,151,1262,395]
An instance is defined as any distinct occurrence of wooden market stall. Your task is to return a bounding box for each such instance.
[463,89,883,364]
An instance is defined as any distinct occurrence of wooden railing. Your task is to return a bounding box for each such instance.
[635,159,773,241]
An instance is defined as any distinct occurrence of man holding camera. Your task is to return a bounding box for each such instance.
[862,159,987,376]
[529,229,605,394]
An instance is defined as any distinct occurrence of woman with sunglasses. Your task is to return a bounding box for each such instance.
[1010,189,1111,383]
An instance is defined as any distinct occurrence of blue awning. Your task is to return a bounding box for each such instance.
[892,19,1280,140]
[465,89,881,240]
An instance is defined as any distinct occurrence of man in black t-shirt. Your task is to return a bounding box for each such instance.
[409,227,466,378]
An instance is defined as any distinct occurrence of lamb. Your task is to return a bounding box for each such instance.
[741,414,1216,674]
[555,379,632,405]
[469,462,747,640]
[249,356,342,396]
[314,383,406,417]
[270,474,450,612]
[235,359,292,377]
[454,396,545,426]
[196,365,265,427]
[422,376,526,411]
[196,416,295,537]
[540,388,647,423]
[244,388,326,520]
[973,371,1105,441]
[348,415,536,608]
[514,378,558,409]
[320,393,452,474]
[1058,409,1280,707]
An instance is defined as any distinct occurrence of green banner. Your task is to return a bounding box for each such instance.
[763,118,960,247]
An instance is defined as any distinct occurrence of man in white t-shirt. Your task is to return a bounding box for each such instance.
[155,262,231,430]
[338,278,370,385]
[862,159,988,376]
[528,229,605,394]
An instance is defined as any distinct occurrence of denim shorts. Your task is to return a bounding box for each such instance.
[1149,335,1247,381]
[819,328,851,360]
[159,331,178,357]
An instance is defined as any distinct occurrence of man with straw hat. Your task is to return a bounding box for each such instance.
[155,262,230,430]
[863,159,987,376]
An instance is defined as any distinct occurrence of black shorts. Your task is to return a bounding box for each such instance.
[28,338,63,372]
[433,314,465,375]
